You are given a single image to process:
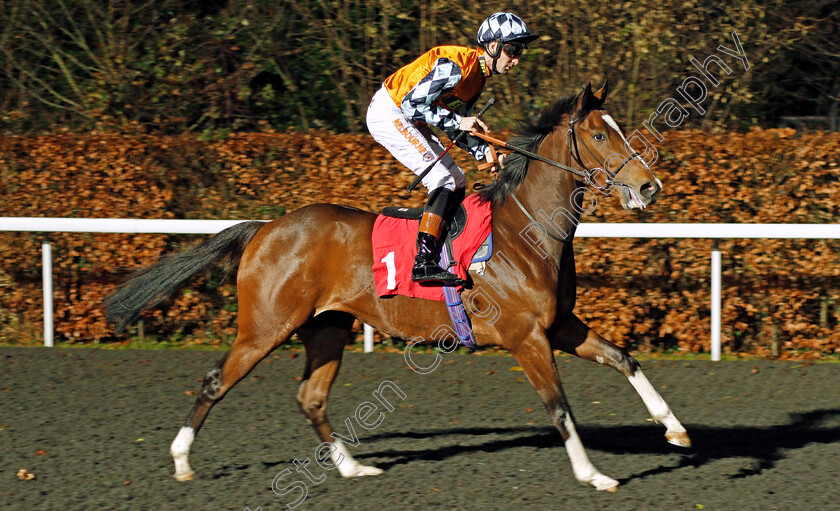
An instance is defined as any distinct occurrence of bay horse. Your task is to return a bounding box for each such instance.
[104,81,690,492]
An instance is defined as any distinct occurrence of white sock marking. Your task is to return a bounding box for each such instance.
[562,415,618,490]
[170,427,195,479]
[628,370,685,433]
[330,439,383,478]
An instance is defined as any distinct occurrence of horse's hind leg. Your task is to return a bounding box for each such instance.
[551,313,690,448]
[296,311,383,478]
[170,307,310,481]
[170,353,227,481]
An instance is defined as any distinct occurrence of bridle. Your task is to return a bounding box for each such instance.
[475,111,646,191]
[567,113,640,193]
[487,111,650,243]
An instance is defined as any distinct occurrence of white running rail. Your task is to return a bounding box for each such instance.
[3,218,840,358]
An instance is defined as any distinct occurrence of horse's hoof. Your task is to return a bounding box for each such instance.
[339,463,384,478]
[347,465,384,478]
[586,474,619,491]
[357,465,384,477]
[174,470,195,482]
[666,430,691,448]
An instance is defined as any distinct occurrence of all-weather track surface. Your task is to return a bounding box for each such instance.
[2,347,840,511]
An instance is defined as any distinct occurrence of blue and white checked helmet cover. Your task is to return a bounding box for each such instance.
[476,12,538,46]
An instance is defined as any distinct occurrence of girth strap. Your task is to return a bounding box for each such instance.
[439,244,478,349]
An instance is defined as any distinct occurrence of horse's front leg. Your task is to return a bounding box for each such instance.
[551,313,690,448]
[511,332,619,491]
[296,312,384,478]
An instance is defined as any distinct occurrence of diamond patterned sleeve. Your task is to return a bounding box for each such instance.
[400,58,463,131]
[459,97,479,117]
[446,97,488,159]
[455,132,489,160]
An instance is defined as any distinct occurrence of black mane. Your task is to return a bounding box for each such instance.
[477,92,594,205]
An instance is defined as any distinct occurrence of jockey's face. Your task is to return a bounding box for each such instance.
[487,41,522,75]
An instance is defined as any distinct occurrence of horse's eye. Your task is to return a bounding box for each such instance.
[594,133,606,142]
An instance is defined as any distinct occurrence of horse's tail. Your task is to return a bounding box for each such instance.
[104,220,266,333]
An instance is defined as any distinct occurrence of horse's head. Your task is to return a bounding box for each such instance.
[568,81,662,210]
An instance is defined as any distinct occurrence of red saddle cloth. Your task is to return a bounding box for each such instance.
[372,194,492,301]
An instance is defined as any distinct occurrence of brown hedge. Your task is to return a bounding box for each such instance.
[1,128,838,358]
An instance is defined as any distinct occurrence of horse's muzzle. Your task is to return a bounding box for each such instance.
[621,179,661,210]
[640,180,660,203]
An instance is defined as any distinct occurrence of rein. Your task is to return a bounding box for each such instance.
[472,119,643,192]
[509,192,571,243]
[472,116,645,244]
[472,128,586,244]
[471,131,589,180]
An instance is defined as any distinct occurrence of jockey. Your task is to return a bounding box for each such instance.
[366,12,538,286]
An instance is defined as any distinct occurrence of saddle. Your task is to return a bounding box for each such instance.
[373,195,493,349]
[381,203,492,270]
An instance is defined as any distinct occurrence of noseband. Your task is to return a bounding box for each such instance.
[503,112,651,244]
[567,115,640,192]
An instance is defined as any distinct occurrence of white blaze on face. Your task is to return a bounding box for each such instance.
[601,113,663,190]
[600,114,629,146]
[600,113,637,208]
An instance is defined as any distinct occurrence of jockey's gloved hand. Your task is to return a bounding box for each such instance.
[497,153,507,168]
[458,115,489,134]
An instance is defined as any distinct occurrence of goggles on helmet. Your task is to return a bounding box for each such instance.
[502,43,526,59]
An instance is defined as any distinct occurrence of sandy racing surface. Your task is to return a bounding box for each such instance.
[3,346,840,510]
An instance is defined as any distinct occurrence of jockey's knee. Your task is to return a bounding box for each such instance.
[453,172,467,190]
[427,174,456,192]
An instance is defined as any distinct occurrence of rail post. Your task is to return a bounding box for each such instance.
[364,324,374,353]
[711,246,721,361]
[42,241,54,347]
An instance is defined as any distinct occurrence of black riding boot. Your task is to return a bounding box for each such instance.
[411,230,462,285]
[411,187,463,286]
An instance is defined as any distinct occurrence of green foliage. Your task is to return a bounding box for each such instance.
[0,1,837,133]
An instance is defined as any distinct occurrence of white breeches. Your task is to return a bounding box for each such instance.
[366,85,466,193]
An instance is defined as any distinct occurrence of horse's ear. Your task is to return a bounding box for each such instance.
[573,82,594,115]
[582,82,593,104]
[593,79,609,104]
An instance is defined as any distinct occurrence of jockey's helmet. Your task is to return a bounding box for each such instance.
[476,12,539,48]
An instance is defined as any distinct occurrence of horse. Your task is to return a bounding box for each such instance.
[104,81,690,492]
